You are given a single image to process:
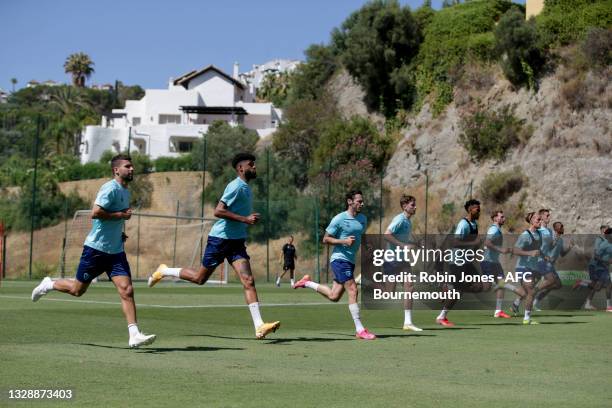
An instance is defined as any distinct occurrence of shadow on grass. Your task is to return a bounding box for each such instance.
[187,333,356,344]
[421,327,481,331]
[533,314,594,317]
[469,321,588,326]
[375,333,436,339]
[77,343,243,354]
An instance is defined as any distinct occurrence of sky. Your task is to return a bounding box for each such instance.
[0,0,525,92]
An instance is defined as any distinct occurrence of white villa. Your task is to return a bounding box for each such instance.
[80,63,286,163]
[239,59,300,89]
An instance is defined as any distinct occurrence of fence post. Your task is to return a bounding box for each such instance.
[266,148,270,283]
[314,199,320,283]
[136,208,141,278]
[60,199,69,278]
[127,126,132,155]
[28,115,41,279]
[172,201,180,266]
[199,132,207,259]
[424,169,429,247]
[325,158,332,283]
[379,168,384,234]
[0,222,4,285]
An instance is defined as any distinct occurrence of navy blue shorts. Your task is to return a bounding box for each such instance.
[537,260,559,278]
[330,259,355,284]
[202,236,249,270]
[515,266,536,283]
[481,261,504,279]
[588,262,611,283]
[76,246,131,283]
[383,261,406,275]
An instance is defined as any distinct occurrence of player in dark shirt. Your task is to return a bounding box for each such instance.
[276,236,298,287]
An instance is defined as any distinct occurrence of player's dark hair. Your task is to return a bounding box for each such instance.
[490,210,503,220]
[464,199,480,212]
[538,208,551,215]
[231,152,256,169]
[605,227,612,235]
[400,195,415,208]
[525,212,536,224]
[553,221,563,230]
[110,154,132,172]
[345,190,363,209]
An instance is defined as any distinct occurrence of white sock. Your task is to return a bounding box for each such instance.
[607,299,611,308]
[579,280,591,287]
[248,302,264,329]
[305,281,320,291]
[524,310,531,320]
[504,283,518,292]
[513,298,521,307]
[585,299,593,307]
[437,308,448,320]
[348,303,365,332]
[533,298,540,308]
[290,279,295,286]
[495,299,503,313]
[128,323,140,337]
[403,309,413,326]
[44,279,56,291]
[163,267,181,278]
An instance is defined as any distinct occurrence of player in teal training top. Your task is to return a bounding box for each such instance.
[31,154,156,348]
[293,190,376,340]
[383,194,422,331]
[148,153,280,340]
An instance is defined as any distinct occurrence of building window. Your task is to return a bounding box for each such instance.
[178,141,193,152]
[132,117,141,126]
[159,114,181,124]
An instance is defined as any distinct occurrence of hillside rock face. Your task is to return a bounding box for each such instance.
[332,66,610,233]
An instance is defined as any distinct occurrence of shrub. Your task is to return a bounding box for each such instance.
[582,27,612,68]
[561,77,590,110]
[536,0,612,47]
[458,104,532,162]
[415,0,517,114]
[479,168,525,203]
[153,155,195,172]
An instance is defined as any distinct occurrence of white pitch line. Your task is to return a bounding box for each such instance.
[0,295,346,308]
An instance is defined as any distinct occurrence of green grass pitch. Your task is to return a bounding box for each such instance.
[1,281,611,408]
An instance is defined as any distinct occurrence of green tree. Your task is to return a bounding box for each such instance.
[287,44,339,103]
[48,86,95,154]
[495,8,545,89]
[10,78,17,93]
[190,121,259,203]
[332,0,421,116]
[64,52,95,87]
[272,93,339,190]
[257,71,292,107]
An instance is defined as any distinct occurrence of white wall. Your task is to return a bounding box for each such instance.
[80,126,127,163]
[189,71,236,106]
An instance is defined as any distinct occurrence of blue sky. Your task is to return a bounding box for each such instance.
[0,0,524,92]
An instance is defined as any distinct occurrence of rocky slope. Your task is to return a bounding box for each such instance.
[331,65,611,233]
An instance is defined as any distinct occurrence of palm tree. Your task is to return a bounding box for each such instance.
[64,52,95,87]
[10,78,17,92]
[49,86,92,154]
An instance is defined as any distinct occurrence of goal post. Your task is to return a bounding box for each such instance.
[57,210,228,284]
